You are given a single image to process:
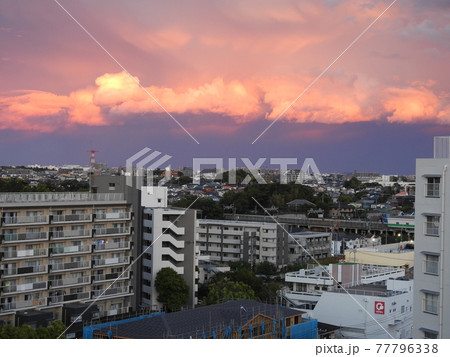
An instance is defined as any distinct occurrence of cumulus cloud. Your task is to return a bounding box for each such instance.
[1,70,449,133]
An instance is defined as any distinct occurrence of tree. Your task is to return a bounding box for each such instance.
[255,261,278,276]
[343,177,362,190]
[203,280,256,305]
[155,267,189,312]
[0,320,66,339]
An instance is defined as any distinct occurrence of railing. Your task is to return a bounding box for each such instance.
[95,212,131,221]
[52,229,91,239]
[94,227,130,236]
[1,281,47,293]
[2,265,47,276]
[93,256,130,267]
[99,306,131,317]
[92,271,130,282]
[2,215,49,225]
[0,192,125,203]
[91,286,131,298]
[48,292,90,304]
[49,276,91,288]
[52,214,92,223]
[328,284,406,297]
[51,261,91,271]
[2,232,48,243]
[0,298,47,311]
[2,248,48,259]
[50,245,91,255]
[93,242,130,251]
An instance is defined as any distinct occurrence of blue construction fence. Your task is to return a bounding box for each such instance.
[290,318,318,339]
[83,312,165,339]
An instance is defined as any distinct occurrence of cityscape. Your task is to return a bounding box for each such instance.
[1,0,450,350]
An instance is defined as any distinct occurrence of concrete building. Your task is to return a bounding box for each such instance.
[344,242,414,268]
[141,187,198,309]
[92,177,198,311]
[197,220,278,266]
[0,191,134,326]
[413,136,450,339]
[283,263,413,338]
[197,219,331,267]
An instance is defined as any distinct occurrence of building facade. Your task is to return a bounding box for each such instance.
[0,192,134,325]
[141,187,198,309]
[197,219,331,267]
[413,136,450,339]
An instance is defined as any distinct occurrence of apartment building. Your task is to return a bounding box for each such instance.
[197,219,331,267]
[413,136,450,339]
[141,187,198,309]
[0,191,134,326]
[197,220,278,266]
[92,177,198,311]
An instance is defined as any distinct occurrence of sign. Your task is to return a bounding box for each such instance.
[375,301,385,314]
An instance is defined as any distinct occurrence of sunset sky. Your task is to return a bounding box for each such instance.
[1,0,450,173]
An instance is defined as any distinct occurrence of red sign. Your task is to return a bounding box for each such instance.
[375,301,385,314]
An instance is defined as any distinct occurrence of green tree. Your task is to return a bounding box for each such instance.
[343,177,362,190]
[173,195,223,219]
[47,320,66,339]
[203,280,256,305]
[155,267,189,312]
[255,261,278,276]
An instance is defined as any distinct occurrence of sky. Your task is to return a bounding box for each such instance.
[1,0,450,174]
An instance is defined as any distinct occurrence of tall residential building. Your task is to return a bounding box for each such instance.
[413,136,450,339]
[92,177,198,311]
[0,191,134,326]
[141,187,198,309]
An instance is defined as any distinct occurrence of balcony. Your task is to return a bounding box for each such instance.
[1,281,47,294]
[51,214,92,223]
[93,256,130,267]
[1,232,49,243]
[94,227,130,237]
[2,248,48,260]
[99,306,131,317]
[161,221,184,235]
[49,276,91,288]
[51,229,92,240]
[94,212,131,221]
[2,215,49,226]
[50,245,91,256]
[93,241,131,252]
[51,261,91,272]
[91,286,132,299]
[0,298,47,311]
[92,271,130,283]
[48,292,90,305]
[2,265,48,277]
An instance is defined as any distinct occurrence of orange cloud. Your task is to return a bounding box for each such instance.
[1,71,449,133]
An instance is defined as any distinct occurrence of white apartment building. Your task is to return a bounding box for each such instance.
[284,263,413,338]
[197,219,331,267]
[0,192,134,326]
[413,136,450,339]
[140,187,198,310]
[197,220,278,266]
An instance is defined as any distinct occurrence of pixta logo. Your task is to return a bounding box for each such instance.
[126,148,323,187]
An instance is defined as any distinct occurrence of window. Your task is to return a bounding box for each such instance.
[423,292,438,314]
[426,177,440,197]
[425,216,440,236]
[424,254,439,275]
[423,331,438,339]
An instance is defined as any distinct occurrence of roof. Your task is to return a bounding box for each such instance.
[287,199,315,206]
[95,299,304,339]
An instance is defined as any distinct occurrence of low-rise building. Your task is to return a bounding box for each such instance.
[283,263,413,338]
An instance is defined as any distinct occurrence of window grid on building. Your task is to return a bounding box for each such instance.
[424,216,440,236]
[426,177,440,197]
[424,254,439,275]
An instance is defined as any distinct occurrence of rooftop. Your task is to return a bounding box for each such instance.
[0,192,126,206]
[94,299,304,339]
